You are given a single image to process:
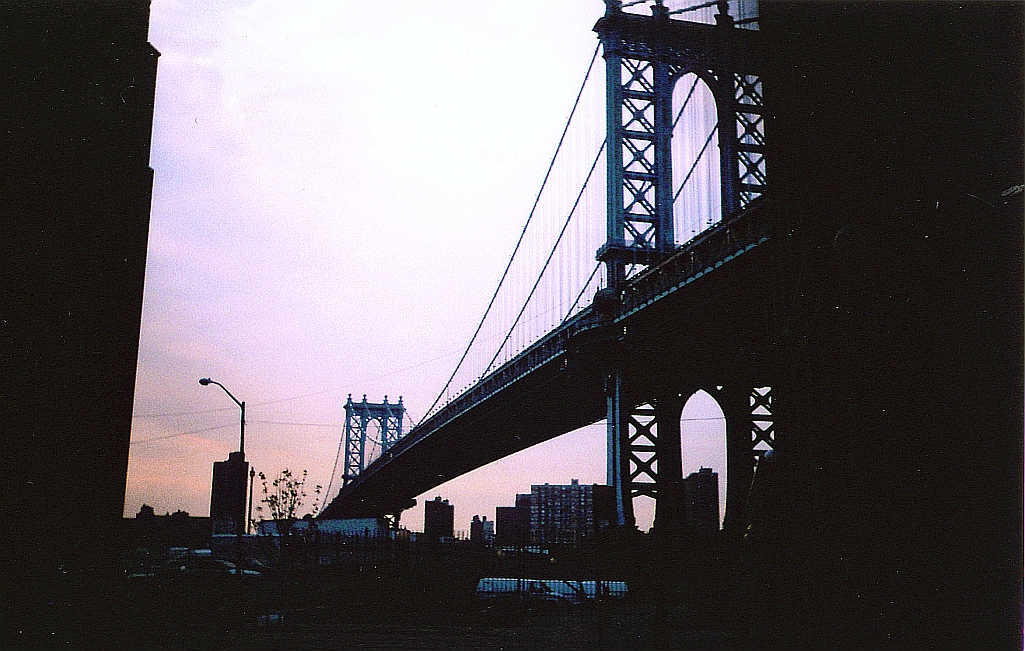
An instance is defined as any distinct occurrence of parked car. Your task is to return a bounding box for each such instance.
[127,557,260,579]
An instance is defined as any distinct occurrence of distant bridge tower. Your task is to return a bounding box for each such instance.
[342,394,405,486]
[596,0,771,530]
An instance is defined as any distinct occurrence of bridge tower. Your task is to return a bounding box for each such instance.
[595,0,770,530]
[342,394,405,486]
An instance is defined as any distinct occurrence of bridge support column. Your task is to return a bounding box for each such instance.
[605,371,635,528]
[652,392,685,534]
[330,394,407,504]
[720,385,753,537]
[718,384,775,538]
[608,376,690,532]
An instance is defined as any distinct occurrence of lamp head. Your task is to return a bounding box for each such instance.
[199,378,211,386]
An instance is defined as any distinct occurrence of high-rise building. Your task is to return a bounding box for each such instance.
[684,467,720,537]
[5,1,159,636]
[515,493,532,510]
[210,451,249,535]
[496,493,532,547]
[529,479,615,547]
[469,515,494,545]
[423,496,454,541]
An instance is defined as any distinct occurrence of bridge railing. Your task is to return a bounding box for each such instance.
[401,199,770,440]
[383,307,604,461]
[350,199,771,488]
[620,197,770,319]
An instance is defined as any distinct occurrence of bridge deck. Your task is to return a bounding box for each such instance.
[320,200,770,518]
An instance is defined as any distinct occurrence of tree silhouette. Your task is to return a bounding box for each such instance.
[256,469,322,522]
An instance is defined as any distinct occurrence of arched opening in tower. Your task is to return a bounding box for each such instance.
[680,389,727,531]
[671,72,721,246]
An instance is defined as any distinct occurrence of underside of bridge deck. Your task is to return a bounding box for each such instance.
[324,3,1022,646]
[321,232,778,519]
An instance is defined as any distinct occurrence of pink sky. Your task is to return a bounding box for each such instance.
[126,0,729,533]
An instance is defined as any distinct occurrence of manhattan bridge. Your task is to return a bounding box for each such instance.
[318,2,1021,644]
[322,0,770,533]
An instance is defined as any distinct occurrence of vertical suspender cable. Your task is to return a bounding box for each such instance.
[675,123,718,203]
[485,141,606,375]
[419,43,601,425]
[561,261,602,325]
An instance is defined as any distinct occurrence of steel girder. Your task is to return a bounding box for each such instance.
[596,2,767,529]
[342,394,405,486]
[714,384,776,537]
[595,2,765,287]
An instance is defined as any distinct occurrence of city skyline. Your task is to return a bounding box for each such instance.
[126,0,729,533]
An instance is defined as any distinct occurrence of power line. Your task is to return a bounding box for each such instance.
[134,406,235,418]
[133,347,461,421]
[132,420,343,448]
[130,423,234,445]
[249,420,339,427]
[249,347,460,408]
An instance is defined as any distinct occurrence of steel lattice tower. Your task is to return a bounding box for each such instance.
[596,0,770,528]
[342,394,405,486]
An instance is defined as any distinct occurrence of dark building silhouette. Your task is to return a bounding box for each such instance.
[210,451,249,535]
[469,514,494,545]
[495,494,532,547]
[516,492,531,510]
[530,480,615,547]
[3,1,158,641]
[123,505,212,552]
[423,496,454,541]
[684,467,719,537]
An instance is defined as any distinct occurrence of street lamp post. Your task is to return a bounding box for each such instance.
[248,468,256,535]
[200,377,247,578]
[199,377,245,454]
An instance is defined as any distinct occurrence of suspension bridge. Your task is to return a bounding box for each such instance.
[5,0,1017,646]
[320,0,771,530]
[313,13,1024,645]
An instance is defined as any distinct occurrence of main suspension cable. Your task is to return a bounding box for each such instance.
[419,43,602,426]
[674,122,718,202]
[560,261,603,325]
[485,140,607,376]
[672,75,701,131]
